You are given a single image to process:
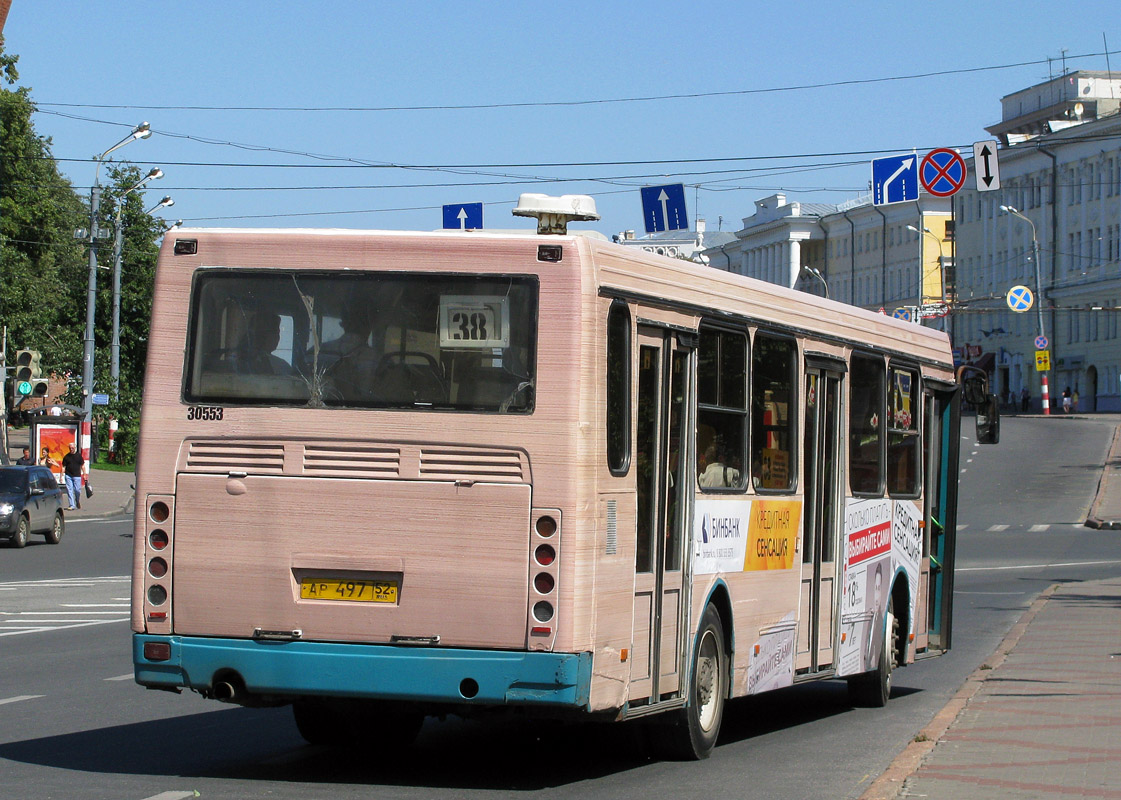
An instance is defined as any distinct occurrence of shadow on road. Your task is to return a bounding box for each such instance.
[0,679,896,789]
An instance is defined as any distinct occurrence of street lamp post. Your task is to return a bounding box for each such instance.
[83,121,151,463]
[906,224,947,318]
[110,168,163,397]
[800,266,829,298]
[1000,205,1050,415]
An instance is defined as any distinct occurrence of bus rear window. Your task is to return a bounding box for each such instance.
[184,271,538,412]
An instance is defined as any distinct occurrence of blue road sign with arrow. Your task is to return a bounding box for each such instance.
[872,155,918,205]
[640,184,689,233]
[443,203,483,230]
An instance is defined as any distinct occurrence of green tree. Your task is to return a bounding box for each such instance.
[0,43,86,378]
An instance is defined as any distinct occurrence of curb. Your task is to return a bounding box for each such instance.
[856,583,1060,800]
[1084,423,1121,530]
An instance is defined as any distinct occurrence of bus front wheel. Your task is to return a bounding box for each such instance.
[848,596,898,708]
[647,604,727,760]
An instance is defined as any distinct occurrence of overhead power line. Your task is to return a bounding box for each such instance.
[30,50,1121,113]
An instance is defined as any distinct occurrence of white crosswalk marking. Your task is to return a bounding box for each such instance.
[0,576,130,637]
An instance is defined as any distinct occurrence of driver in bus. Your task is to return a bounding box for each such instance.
[311,302,380,399]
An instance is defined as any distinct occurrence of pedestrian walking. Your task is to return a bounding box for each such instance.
[1020,386,1030,412]
[1062,386,1072,413]
[15,447,34,465]
[1072,389,1079,413]
[61,443,83,510]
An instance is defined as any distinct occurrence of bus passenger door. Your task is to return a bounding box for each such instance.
[630,327,689,703]
[798,366,842,673]
[923,387,959,652]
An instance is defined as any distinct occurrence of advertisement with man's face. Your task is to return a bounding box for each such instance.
[838,498,892,676]
[837,497,924,677]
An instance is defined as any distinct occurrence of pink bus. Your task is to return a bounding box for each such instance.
[132,219,974,759]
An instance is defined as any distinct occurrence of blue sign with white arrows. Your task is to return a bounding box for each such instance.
[443,202,483,230]
[641,184,689,233]
[872,155,918,205]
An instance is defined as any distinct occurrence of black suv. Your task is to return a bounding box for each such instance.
[0,466,65,548]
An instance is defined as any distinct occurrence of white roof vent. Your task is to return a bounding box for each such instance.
[512,193,600,235]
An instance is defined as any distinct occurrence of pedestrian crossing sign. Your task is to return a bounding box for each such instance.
[1035,350,1051,371]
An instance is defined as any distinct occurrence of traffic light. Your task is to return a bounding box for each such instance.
[14,349,41,383]
[13,349,48,400]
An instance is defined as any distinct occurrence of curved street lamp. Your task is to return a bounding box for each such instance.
[1000,204,1050,414]
[800,266,829,298]
[110,168,163,395]
[83,122,151,454]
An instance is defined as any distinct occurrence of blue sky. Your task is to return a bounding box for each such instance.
[6,2,1119,236]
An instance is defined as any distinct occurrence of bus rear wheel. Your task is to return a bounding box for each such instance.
[293,698,424,749]
[647,604,727,760]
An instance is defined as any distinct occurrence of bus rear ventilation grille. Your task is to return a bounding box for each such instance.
[185,442,285,473]
[418,448,525,482]
[303,445,401,478]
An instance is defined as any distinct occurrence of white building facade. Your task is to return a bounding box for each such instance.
[954,71,1121,411]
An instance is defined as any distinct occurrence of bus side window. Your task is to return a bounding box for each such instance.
[887,367,920,496]
[751,333,796,492]
[850,354,886,495]
[696,326,747,491]
[606,302,630,475]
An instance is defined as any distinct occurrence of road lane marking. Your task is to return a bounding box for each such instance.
[104,673,135,682]
[61,603,130,608]
[987,524,1010,531]
[1028,524,1050,532]
[959,558,1121,572]
[0,618,129,636]
[0,695,44,705]
[140,793,199,800]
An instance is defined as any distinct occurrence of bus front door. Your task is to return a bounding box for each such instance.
[923,387,959,652]
[798,366,842,673]
[630,328,688,704]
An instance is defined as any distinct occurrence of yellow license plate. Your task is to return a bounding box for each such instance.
[300,578,398,604]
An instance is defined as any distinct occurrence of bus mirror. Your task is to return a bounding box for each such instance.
[976,394,1000,445]
[962,376,988,406]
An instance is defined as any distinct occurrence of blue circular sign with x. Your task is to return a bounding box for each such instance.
[1035,334,1049,350]
[1007,285,1033,312]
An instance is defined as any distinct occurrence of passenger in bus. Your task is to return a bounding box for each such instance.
[698,443,740,488]
[311,303,380,399]
[234,312,294,376]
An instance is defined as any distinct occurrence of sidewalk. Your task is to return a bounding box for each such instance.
[6,430,134,519]
[862,418,1121,799]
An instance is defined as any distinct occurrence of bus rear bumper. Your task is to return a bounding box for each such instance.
[133,635,592,709]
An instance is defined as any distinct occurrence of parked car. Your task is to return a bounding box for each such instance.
[0,465,65,548]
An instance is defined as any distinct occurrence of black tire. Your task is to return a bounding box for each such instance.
[293,698,424,749]
[647,604,727,760]
[848,595,897,708]
[44,512,64,545]
[11,515,29,548]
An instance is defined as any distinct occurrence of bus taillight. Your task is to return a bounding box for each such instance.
[527,511,561,650]
[143,495,175,635]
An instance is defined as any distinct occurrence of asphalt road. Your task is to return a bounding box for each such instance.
[0,416,1117,800]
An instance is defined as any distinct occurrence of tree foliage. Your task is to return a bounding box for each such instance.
[1,43,165,464]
